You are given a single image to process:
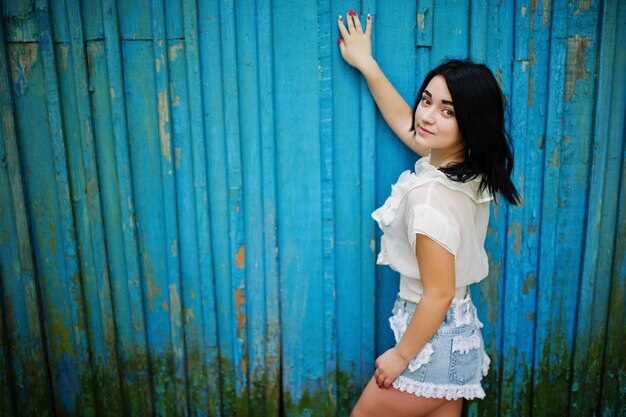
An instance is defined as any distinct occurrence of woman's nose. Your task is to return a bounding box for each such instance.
[421,107,436,124]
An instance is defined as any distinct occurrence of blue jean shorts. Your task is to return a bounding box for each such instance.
[388,294,490,400]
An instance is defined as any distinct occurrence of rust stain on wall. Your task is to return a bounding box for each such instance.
[508,222,522,255]
[564,34,591,101]
[9,43,38,96]
[235,287,246,337]
[158,89,172,163]
[235,244,245,269]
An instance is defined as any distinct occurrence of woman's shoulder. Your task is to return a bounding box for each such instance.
[411,156,493,204]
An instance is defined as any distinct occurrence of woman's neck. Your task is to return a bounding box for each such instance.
[429,146,466,168]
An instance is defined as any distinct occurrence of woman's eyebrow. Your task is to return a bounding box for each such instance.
[424,89,454,106]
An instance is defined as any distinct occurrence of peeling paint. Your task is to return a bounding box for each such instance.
[109,88,116,98]
[9,43,38,96]
[550,148,560,168]
[170,84,180,107]
[521,6,527,17]
[155,53,165,73]
[522,273,536,295]
[416,11,427,31]
[171,239,177,257]
[174,147,181,169]
[235,287,246,337]
[235,244,245,269]
[158,89,171,163]
[528,39,536,106]
[542,0,551,26]
[58,44,69,71]
[168,43,184,61]
[573,0,591,15]
[564,34,591,101]
[508,222,522,255]
[528,223,536,234]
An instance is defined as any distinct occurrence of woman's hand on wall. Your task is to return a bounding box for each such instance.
[337,10,374,73]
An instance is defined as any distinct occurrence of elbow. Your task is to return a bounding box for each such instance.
[421,283,455,306]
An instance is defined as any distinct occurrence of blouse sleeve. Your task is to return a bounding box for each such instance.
[405,184,461,256]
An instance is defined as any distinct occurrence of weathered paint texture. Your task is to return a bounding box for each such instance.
[0,1,624,416]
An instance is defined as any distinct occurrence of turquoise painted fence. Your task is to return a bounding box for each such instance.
[0,0,624,416]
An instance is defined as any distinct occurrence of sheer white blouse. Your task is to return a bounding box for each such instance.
[372,156,493,303]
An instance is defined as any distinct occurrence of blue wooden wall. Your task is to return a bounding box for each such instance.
[0,0,624,416]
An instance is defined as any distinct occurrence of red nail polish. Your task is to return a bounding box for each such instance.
[339,15,343,21]
[338,37,343,44]
[367,14,371,20]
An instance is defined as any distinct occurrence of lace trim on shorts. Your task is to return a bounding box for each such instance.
[389,309,435,370]
[392,377,486,400]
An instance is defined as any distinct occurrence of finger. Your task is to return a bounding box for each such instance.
[365,13,372,37]
[383,378,392,389]
[352,11,364,34]
[337,15,350,38]
[347,9,358,32]
[338,37,346,55]
[376,373,385,388]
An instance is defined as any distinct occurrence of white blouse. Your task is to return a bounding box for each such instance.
[372,156,493,303]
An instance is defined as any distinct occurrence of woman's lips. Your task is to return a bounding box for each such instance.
[418,125,433,135]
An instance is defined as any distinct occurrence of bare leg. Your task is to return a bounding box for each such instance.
[351,377,455,417]
[424,398,463,417]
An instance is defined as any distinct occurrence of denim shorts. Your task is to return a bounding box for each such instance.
[388,294,490,400]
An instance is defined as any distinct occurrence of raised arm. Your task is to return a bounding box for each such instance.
[338,11,429,156]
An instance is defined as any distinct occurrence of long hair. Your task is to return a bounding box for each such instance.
[410,59,521,205]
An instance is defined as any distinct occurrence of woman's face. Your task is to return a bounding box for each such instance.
[413,75,463,151]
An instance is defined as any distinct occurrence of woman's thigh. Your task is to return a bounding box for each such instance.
[351,377,461,417]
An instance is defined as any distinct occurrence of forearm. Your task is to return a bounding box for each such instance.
[359,59,429,156]
[395,293,453,361]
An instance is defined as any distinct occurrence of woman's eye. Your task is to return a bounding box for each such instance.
[421,97,430,105]
[443,108,455,117]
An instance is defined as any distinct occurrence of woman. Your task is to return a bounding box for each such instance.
[338,10,521,417]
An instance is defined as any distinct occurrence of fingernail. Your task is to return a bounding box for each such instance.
[367,14,371,20]
[338,37,343,44]
[338,15,342,21]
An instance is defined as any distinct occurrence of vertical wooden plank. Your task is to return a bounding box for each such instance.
[273,1,327,415]
[234,1,271,414]
[318,2,338,414]
[600,1,626,416]
[430,0,469,63]
[94,0,154,414]
[176,0,222,414]
[497,1,543,416]
[196,0,233,414]
[122,39,177,417]
[218,1,248,414]
[468,1,514,416]
[51,0,126,413]
[148,0,188,414]
[533,0,602,414]
[571,0,624,415]
[373,0,418,358]
[255,1,281,414]
[12,1,97,414]
[359,0,377,400]
[0,9,54,416]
